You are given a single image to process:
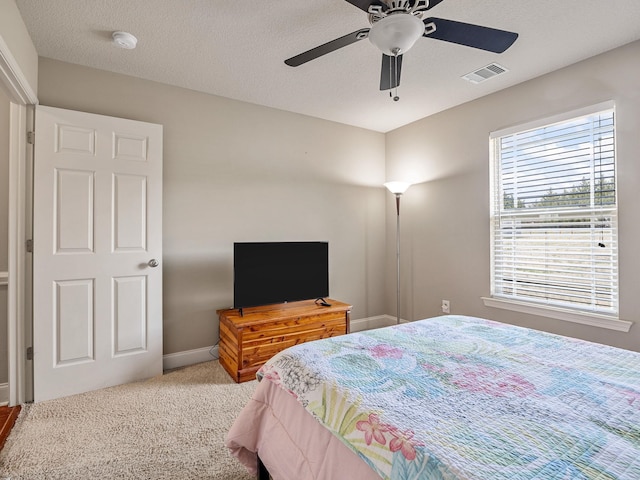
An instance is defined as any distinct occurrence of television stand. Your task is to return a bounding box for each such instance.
[218,298,352,383]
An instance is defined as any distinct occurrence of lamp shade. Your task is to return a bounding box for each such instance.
[368,14,425,56]
[384,181,412,195]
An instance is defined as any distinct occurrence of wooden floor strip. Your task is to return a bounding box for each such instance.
[0,405,21,451]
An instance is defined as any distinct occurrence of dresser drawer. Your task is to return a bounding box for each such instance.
[218,299,351,383]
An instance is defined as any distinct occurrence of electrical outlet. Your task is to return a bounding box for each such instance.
[441,299,450,314]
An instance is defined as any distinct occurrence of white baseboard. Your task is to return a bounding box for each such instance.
[0,382,8,406]
[163,346,218,371]
[162,314,404,372]
[351,315,399,331]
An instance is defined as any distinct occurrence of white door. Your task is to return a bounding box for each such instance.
[33,105,163,402]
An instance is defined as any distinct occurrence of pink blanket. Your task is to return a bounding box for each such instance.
[226,376,382,479]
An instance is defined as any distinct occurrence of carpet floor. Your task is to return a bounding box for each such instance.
[0,361,257,479]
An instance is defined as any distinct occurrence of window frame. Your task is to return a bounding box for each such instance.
[483,101,631,332]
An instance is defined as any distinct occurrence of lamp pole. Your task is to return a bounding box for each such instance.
[384,182,411,325]
[394,193,401,324]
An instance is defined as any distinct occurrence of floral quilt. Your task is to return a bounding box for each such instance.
[257,315,640,480]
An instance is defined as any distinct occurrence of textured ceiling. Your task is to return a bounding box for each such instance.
[15,0,640,132]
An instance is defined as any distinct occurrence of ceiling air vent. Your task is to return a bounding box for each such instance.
[462,63,508,84]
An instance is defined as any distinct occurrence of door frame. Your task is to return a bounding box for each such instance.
[0,35,38,406]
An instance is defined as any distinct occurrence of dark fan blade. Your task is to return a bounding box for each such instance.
[285,29,370,67]
[423,17,518,53]
[422,0,446,10]
[343,0,387,13]
[380,54,403,91]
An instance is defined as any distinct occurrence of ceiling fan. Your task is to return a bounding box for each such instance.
[284,0,519,99]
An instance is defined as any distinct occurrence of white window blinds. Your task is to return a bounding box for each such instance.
[490,107,618,316]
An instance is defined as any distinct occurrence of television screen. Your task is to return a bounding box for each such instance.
[233,241,329,309]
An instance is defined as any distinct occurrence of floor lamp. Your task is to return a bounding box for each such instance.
[384,181,411,325]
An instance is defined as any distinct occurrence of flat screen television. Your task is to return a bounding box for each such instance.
[233,241,329,309]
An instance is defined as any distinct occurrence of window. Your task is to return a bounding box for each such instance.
[489,104,618,320]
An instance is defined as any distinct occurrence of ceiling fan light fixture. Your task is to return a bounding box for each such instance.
[368,14,425,56]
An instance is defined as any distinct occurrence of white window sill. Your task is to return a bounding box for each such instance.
[481,296,632,332]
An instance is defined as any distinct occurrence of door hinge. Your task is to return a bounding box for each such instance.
[27,131,35,144]
[26,239,33,253]
[26,346,33,361]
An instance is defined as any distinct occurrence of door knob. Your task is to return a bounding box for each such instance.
[148,259,159,268]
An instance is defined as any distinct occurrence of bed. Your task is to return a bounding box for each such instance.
[226,314,640,479]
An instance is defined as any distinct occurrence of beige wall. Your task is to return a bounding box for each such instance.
[37,58,387,355]
[24,38,640,362]
[386,40,640,352]
[0,86,9,383]
[0,0,38,97]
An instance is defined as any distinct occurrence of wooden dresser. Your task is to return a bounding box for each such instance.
[218,298,352,383]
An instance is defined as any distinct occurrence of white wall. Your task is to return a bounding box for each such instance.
[386,40,640,352]
[0,0,38,97]
[11,19,640,368]
[37,58,388,355]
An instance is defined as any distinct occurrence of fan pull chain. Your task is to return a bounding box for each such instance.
[390,51,400,101]
[388,53,393,100]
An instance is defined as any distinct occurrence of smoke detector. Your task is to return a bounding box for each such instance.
[112,31,138,49]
